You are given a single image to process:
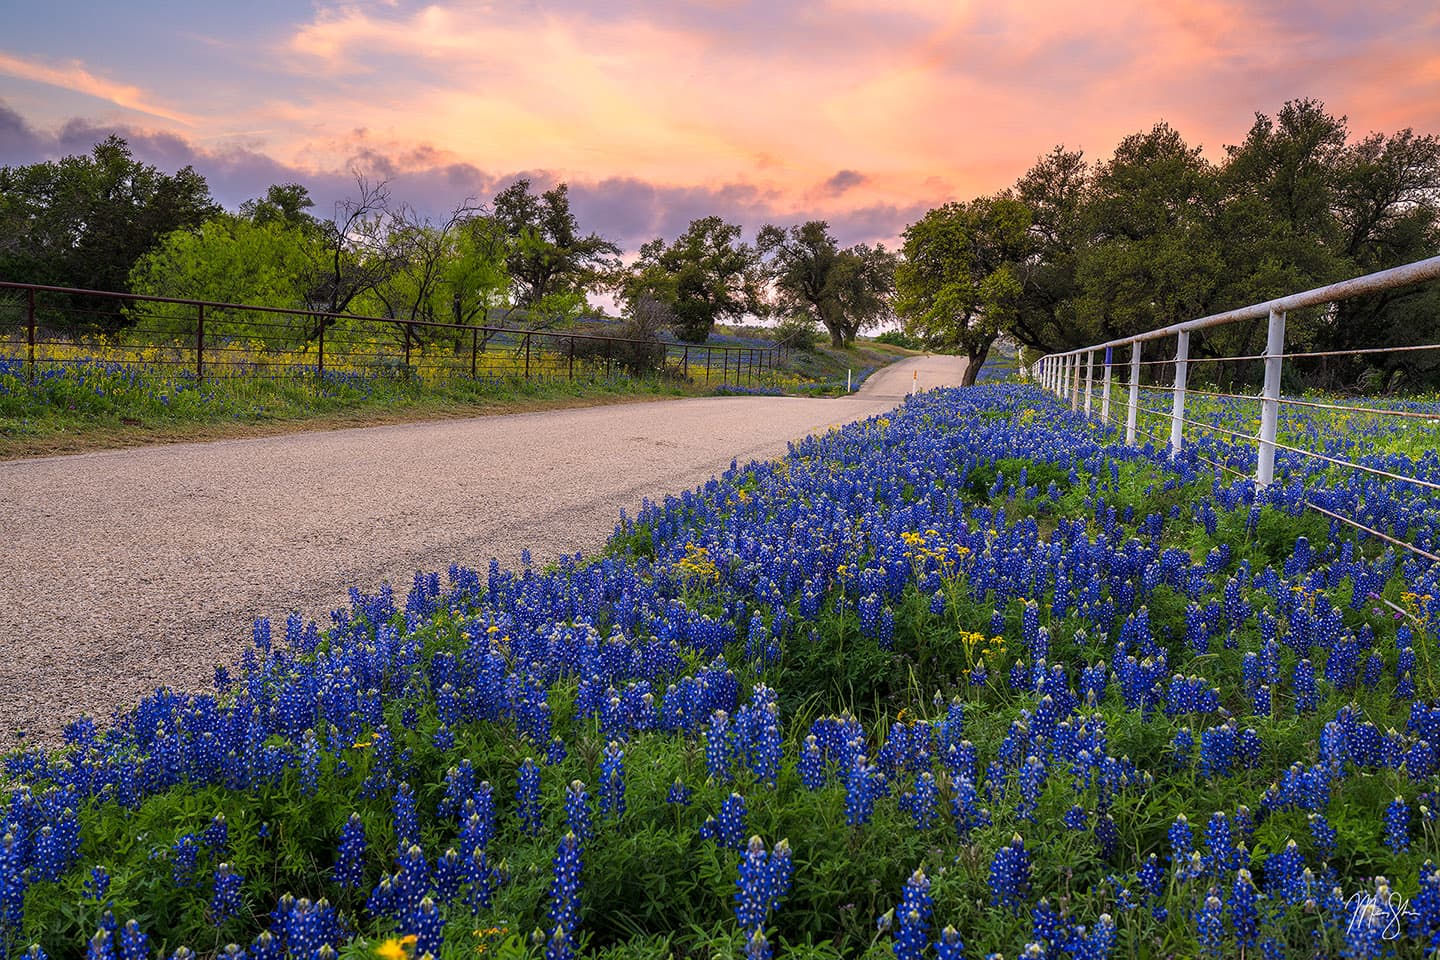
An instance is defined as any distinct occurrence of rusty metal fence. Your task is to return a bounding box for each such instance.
[0,282,785,388]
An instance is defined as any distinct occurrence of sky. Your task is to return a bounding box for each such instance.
[2,1,1438,254]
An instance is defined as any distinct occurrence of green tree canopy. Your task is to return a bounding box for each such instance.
[757,221,895,348]
[620,216,761,342]
[492,179,620,326]
[0,135,218,328]
[894,196,1031,385]
[127,213,317,344]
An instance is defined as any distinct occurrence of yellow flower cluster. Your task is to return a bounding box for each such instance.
[675,543,720,587]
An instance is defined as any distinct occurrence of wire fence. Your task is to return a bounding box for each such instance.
[1036,255,1440,571]
[0,282,786,390]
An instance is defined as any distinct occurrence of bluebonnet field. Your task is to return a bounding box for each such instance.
[3,382,1440,959]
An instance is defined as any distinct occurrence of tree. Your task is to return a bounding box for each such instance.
[1072,122,1226,352]
[756,221,896,348]
[621,216,761,342]
[0,135,218,327]
[492,179,620,325]
[127,214,316,344]
[303,174,402,333]
[360,198,508,355]
[895,196,1031,384]
[1009,146,1089,352]
[240,183,322,235]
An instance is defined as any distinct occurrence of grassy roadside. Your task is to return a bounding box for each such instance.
[0,377,704,461]
[0,336,923,460]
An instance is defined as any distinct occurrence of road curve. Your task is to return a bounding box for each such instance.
[0,355,967,741]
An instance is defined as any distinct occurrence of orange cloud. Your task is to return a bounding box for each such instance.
[0,52,194,126]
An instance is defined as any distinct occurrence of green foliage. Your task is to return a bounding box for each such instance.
[127,215,317,343]
[996,98,1440,389]
[894,197,1030,384]
[620,217,761,343]
[0,136,218,325]
[493,179,620,318]
[757,222,896,348]
[773,314,824,351]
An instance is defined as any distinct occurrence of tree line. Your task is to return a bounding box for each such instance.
[0,135,895,352]
[4,99,1437,388]
[894,99,1440,388]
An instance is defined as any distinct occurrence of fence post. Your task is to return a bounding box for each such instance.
[26,288,36,385]
[705,348,712,384]
[1084,350,1095,416]
[1101,346,1113,425]
[569,336,576,380]
[1256,307,1287,487]
[471,328,478,379]
[196,303,205,383]
[683,344,689,379]
[1168,330,1190,458]
[1070,355,1081,411]
[1126,342,1141,446]
[318,317,326,380]
[605,338,612,379]
[404,324,411,369]
[525,332,531,380]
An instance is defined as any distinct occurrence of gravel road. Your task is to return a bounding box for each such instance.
[0,355,968,743]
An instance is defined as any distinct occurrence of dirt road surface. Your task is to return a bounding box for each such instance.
[0,355,968,741]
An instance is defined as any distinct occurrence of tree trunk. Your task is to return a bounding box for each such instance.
[829,327,846,348]
[962,343,991,386]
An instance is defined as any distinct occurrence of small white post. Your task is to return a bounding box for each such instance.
[1101,346,1113,425]
[912,369,918,394]
[1126,341,1140,445]
[1084,350,1095,416]
[847,368,852,392]
[1256,308,1286,487]
[1168,330,1189,458]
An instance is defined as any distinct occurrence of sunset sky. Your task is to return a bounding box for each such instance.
[2,1,1438,252]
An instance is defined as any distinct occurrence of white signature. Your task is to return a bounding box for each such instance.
[1345,891,1418,940]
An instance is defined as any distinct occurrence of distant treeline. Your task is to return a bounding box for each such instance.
[892,99,1440,390]
[4,99,1438,389]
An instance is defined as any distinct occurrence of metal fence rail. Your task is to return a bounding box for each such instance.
[1035,254,1440,569]
[0,281,785,389]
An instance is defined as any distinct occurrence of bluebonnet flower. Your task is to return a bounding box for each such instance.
[1196,891,1224,959]
[1384,797,1409,853]
[546,832,583,960]
[211,862,242,927]
[118,919,148,960]
[1309,812,1337,859]
[409,896,444,956]
[392,781,419,853]
[990,834,1031,914]
[599,742,626,820]
[889,867,932,960]
[565,781,593,841]
[204,814,229,857]
[516,758,542,837]
[300,729,319,796]
[700,793,748,850]
[899,772,939,831]
[466,845,499,914]
[1063,805,1088,831]
[734,835,792,942]
[934,925,964,959]
[171,834,200,888]
[798,736,826,790]
[845,756,879,828]
[951,774,989,837]
[666,778,692,806]
[1229,869,1258,950]
[705,710,737,783]
[85,865,111,904]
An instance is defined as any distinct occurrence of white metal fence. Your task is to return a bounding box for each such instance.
[1035,254,1440,568]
